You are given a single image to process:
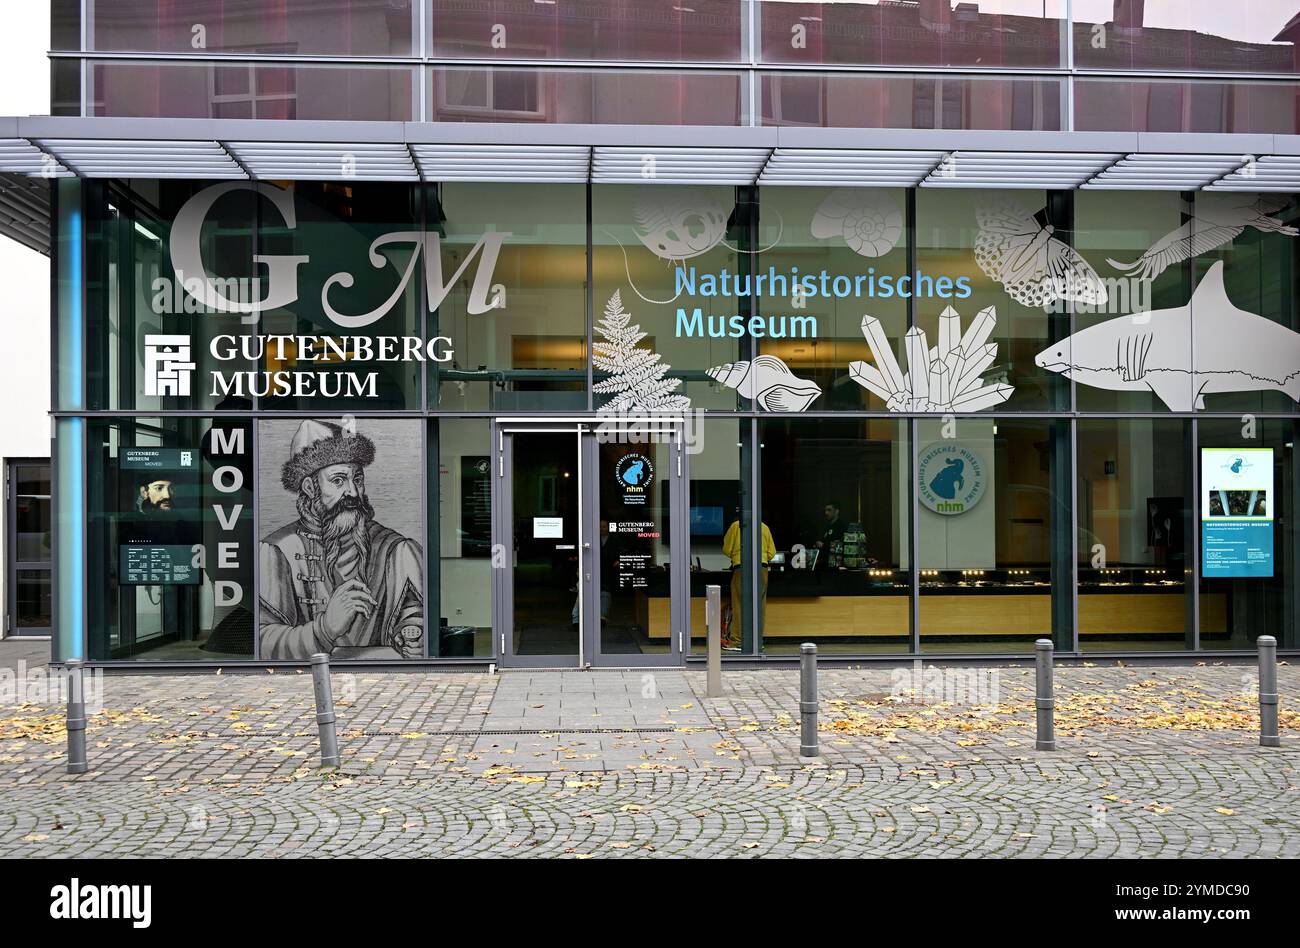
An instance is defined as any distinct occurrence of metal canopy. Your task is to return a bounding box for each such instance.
[0,117,1295,195]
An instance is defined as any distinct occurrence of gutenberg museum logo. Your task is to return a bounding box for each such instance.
[143,334,197,397]
[143,181,507,398]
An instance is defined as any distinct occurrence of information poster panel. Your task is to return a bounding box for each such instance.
[1201,448,1274,578]
[118,447,201,585]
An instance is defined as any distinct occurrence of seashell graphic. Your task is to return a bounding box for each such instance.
[706,355,821,412]
[810,189,903,258]
[633,188,730,261]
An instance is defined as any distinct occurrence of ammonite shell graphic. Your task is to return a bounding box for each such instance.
[810,189,904,258]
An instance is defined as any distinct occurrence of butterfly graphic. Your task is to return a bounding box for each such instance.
[974,202,1108,309]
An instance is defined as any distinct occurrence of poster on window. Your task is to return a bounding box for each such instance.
[117,447,201,585]
[257,418,425,661]
[1201,448,1274,578]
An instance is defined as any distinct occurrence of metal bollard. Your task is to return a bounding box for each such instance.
[800,643,819,758]
[1034,639,1055,751]
[1258,635,1281,748]
[65,660,88,775]
[310,653,341,768]
[705,584,722,698]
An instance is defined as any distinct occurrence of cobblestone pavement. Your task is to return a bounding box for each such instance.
[1,645,1299,857]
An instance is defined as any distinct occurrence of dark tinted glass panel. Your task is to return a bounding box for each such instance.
[258,182,421,412]
[51,58,81,116]
[432,67,744,124]
[760,0,1065,68]
[15,495,52,562]
[759,418,910,655]
[15,465,51,497]
[1078,419,1193,652]
[89,0,416,56]
[431,0,743,62]
[89,61,414,121]
[15,571,52,630]
[87,417,255,660]
[84,179,258,413]
[918,417,1071,653]
[1074,0,1300,74]
[51,0,81,51]
[688,420,753,653]
[761,73,1062,129]
[1075,79,1300,134]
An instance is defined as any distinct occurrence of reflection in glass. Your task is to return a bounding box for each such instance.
[756,187,909,411]
[434,183,588,411]
[260,182,421,411]
[86,418,255,660]
[918,417,1070,652]
[432,67,744,124]
[760,0,1066,69]
[15,571,52,630]
[86,180,258,413]
[511,432,581,657]
[87,1,416,56]
[1073,1,1300,74]
[431,1,744,62]
[761,73,1062,129]
[1078,419,1193,651]
[433,420,493,657]
[688,420,751,652]
[1075,79,1300,134]
[89,61,414,121]
[599,438,673,656]
[760,419,910,654]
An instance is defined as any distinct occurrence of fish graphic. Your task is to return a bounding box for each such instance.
[1034,261,1300,411]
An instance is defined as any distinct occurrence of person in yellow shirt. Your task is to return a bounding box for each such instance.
[720,510,776,651]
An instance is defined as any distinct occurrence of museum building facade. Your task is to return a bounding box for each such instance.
[23,0,1300,665]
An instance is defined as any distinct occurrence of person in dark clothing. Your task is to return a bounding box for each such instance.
[814,502,845,569]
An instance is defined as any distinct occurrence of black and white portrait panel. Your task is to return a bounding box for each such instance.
[257,418,424,660]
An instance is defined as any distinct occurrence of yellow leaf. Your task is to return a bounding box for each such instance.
[1215,807,1236,816]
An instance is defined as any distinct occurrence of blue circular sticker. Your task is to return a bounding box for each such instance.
[917,442,986,516]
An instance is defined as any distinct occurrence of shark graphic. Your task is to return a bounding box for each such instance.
[1034,261,1300,411]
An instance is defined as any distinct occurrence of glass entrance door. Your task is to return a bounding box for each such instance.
[503,430,583,664]
[498,425,684,667]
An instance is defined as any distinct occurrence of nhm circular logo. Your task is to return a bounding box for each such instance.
[615,452,653,505]
[918,442,986,516]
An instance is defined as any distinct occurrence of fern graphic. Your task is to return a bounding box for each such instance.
[592,289,691,414]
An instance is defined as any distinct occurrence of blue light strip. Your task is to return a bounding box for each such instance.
[56,417,84,661]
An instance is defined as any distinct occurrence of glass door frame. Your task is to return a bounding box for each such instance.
[493,420,688,669]
[5,457,52,638]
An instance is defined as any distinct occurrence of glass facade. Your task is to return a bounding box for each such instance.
[57,174,1300,661]
[41,2,1300,664]
[43,2,1300,132]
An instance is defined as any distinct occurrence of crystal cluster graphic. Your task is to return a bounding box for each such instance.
[850,305,1013,412]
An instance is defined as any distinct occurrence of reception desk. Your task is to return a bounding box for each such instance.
[642,568,1225,640]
